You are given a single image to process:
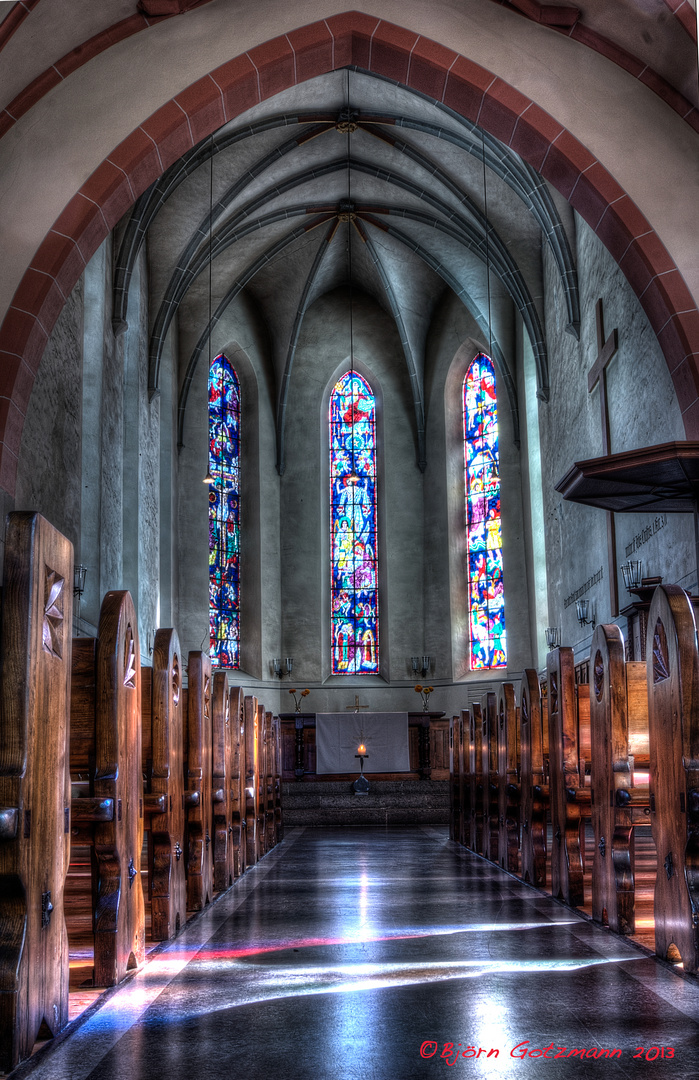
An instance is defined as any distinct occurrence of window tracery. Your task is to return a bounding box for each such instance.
[208,354,240,669]
[464,353,507,669]
[330,371,379,674]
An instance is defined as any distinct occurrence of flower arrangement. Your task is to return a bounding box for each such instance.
[414,683,434,712]
[289,687,310,713]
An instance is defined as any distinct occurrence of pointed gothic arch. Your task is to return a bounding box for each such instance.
[1,10,698,498]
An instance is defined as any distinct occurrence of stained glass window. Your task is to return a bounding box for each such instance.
[464,353,507,669]
[208,354,240,669]
[330,371,379,674]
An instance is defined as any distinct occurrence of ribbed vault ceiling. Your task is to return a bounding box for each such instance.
[115,70,584,471]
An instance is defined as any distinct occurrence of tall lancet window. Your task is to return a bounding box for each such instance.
[464,353,507,669]
[330,371,379,674]
[208,354,240,669]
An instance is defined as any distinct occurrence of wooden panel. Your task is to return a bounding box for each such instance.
[69,638,97,772]
[647,586,699,973]
[472,703,484,855]
[244,696,259,869]
[449,716,458,842]
[547,647,585,906]
[229,688,245,878]
[458,713,468,847]
[497,683,520,873]
[255,705,266,859]
[211,671,233,893]
[148,629,185,940]
[429,720,449,779]
[483,692,499,863]
[455,712,466,846]
[0,513,73,1071]
[185,652,213,911]
[265,711,276,853]
[519,670,547,888]
[272,715,283,845]
[589,624,646,934]
[93,591,145,985]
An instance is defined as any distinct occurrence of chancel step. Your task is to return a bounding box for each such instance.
[281,780,448,827]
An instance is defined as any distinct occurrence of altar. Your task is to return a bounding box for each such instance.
[277,711,448,782]
[315,712,410,774]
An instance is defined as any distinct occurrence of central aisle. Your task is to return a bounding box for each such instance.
[20,828,699,1080]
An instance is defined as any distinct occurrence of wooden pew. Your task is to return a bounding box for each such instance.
[212,670,235,893]
[69,591,145,986]
[0,513,72,1072]
[272,714,283,846]
[483,692,499,863]
[646,585,699,973]
[141,628,186,941]
[244,695,259,868]
[264,710,276,854]
[229,687,246,878]
[472,702,485,855]
[588,623,652,937]
[497,683,520,873]
[449,715,460,842]
[519,669,548,888]
[184,652,213,911]
[458,712,468,847]
[546,646,590,907]
[255,705,267,858]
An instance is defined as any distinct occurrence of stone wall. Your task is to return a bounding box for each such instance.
[14,276,83,554]
[540,214,694,661]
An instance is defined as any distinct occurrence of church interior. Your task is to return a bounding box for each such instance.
[1,1,699,1077]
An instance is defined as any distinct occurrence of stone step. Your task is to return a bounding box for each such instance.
[281,779,449,826]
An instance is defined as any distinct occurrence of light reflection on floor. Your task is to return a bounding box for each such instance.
[20,828,699,1080]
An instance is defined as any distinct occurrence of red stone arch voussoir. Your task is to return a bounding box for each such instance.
[1,10,698,495]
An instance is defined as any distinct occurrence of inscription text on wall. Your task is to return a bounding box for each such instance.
[564,567,604,610]
[625,514,668,558]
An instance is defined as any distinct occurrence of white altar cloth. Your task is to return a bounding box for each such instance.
[315,712,410,774]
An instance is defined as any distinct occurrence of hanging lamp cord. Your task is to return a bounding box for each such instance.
[481,130,493,359]
[346,69,356,475]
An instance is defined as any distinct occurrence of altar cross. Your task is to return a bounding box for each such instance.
[587,297,619,616]
[346,695,368,713]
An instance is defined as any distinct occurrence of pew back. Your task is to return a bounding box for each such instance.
[93,592,146,984]
[0,513,73,1071]
[547,647,585,906]
[145,628,186,941]
[185,652,213,911]
[497,683,519,873]
[519,669,547,888]
[212,670,234,892]
[647,585,699,972]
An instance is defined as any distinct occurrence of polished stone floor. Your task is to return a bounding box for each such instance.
[17,827,699,1080]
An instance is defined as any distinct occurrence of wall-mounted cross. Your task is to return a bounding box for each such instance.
[587,297,619,616]
[346,694,368,713]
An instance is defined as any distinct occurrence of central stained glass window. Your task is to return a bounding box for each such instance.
[330,371,379,674]
[464,353,506,669]
[208,354,240,669]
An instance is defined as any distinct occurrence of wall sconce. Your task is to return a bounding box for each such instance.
[273,658,293,679]
[575,599,595,628]
[73,564,87,637]
[621,560,642,591]
[545,627,559,650]
[411,655,431,679]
